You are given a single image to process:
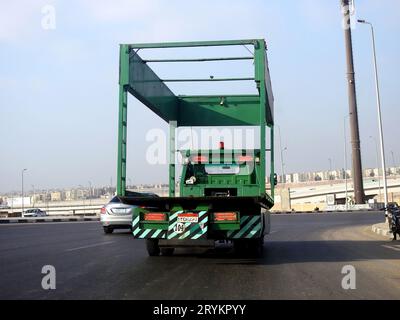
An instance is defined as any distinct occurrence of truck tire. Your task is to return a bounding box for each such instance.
[103,226,113,234]
[160,248,175,256]
[146,239,160,256]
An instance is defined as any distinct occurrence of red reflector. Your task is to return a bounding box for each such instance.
[144,213,166,221]
[214,212,237,221]
[237,155,253,162]
[100,207,106,215]
[219,141,225,150]
[191,155,208,163]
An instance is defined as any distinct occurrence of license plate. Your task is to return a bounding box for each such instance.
[111,208,130,215]
[177,213,198,223]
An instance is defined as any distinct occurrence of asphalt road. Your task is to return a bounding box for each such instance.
[1,212,399,300]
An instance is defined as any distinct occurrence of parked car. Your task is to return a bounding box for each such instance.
[100,191,158,234]
[23,208,47,217]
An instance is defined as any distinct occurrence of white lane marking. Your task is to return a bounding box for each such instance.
[382,245,400,252]
[65,241,115,252]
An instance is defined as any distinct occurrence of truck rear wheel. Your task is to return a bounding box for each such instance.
[160,248,175,256]
[146,239,160,256]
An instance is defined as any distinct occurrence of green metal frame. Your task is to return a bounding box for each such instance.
[117,39,275,201]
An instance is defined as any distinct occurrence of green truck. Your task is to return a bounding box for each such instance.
[116,39,276,256]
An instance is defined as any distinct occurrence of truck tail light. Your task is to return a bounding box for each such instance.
[213,212,237,221]
[191,155,208,163]
[144,213,166,221]
[100,206,107,215]
[236,155,253,162]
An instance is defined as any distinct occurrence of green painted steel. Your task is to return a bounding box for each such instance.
[143,56,253,63]
[128,39,260,49]
[169,121,176,197]
[128,50,179,122]
[116,39,275,209]
[178,95,261,127]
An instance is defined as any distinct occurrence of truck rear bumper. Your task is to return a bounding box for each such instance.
[132,211,270,241]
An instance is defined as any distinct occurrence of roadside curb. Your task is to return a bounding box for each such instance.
[371,223,391,237]
[0,216,100,224]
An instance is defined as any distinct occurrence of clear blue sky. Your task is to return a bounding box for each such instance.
[1,0,399,193]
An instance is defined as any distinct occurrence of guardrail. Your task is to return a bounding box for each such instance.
[0,215,100,224]
[0,205,103,218]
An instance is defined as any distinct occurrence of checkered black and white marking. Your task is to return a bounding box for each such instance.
[226,215,262,239]
[131,215,167,239]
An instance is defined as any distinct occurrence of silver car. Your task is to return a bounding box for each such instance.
[23,208,47,217]
[100,191,158,234]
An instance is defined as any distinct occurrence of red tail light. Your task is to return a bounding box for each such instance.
[144,213,166,221]
[236,155,253,162]
[213,212,237,221]
[191,155,208,163]
[100,206,106,215]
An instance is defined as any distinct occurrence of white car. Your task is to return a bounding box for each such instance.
[23,208,47,217]
[100,191,158,234]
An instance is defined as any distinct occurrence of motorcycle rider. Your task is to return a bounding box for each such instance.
[387,203,400,241]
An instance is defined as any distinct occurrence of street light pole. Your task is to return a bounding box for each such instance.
[278,126,287,184]
[88,181,92,210]
[31,184,35,208]
[343,115,350,209]
[370,136,382,201]
[391,150,396,170]
[21,168,27,215]
[358,19,388,215]
[340,0,365,204]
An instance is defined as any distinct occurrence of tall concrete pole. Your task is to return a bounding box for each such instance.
[340,0,365,204]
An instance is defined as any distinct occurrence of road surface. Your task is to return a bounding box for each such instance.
[1,212,399,299]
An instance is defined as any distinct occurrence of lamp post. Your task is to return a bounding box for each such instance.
[391,150,396,171]
[21,169,27,215]
[31,184,35,208]
[343,115,350,209]
[328,158,333,180]
[358,19,388,215]
[79,185,85,215]
[88,181,92,210]
[369,136,382,201]
[277,126,287,184]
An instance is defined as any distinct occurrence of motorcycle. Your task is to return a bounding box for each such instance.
[385,203,400,241]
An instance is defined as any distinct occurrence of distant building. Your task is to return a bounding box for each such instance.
[50,191,62,202]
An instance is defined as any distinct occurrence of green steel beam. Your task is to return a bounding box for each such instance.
[254,39,267,195]
[143,56,253,63]
[128,39,261,49]
[270,126,275,199]
[169,121,177,197]
[117,85,127,196]
[162,77,254,82]
[116,45,130,196]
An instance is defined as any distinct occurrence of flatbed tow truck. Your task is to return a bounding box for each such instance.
[115,39,276,256]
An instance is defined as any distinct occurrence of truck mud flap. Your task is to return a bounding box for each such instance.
[227,215,262,239]
[167,210,208,240]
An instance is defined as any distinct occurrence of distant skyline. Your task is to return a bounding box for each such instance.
[1,1,399,193]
